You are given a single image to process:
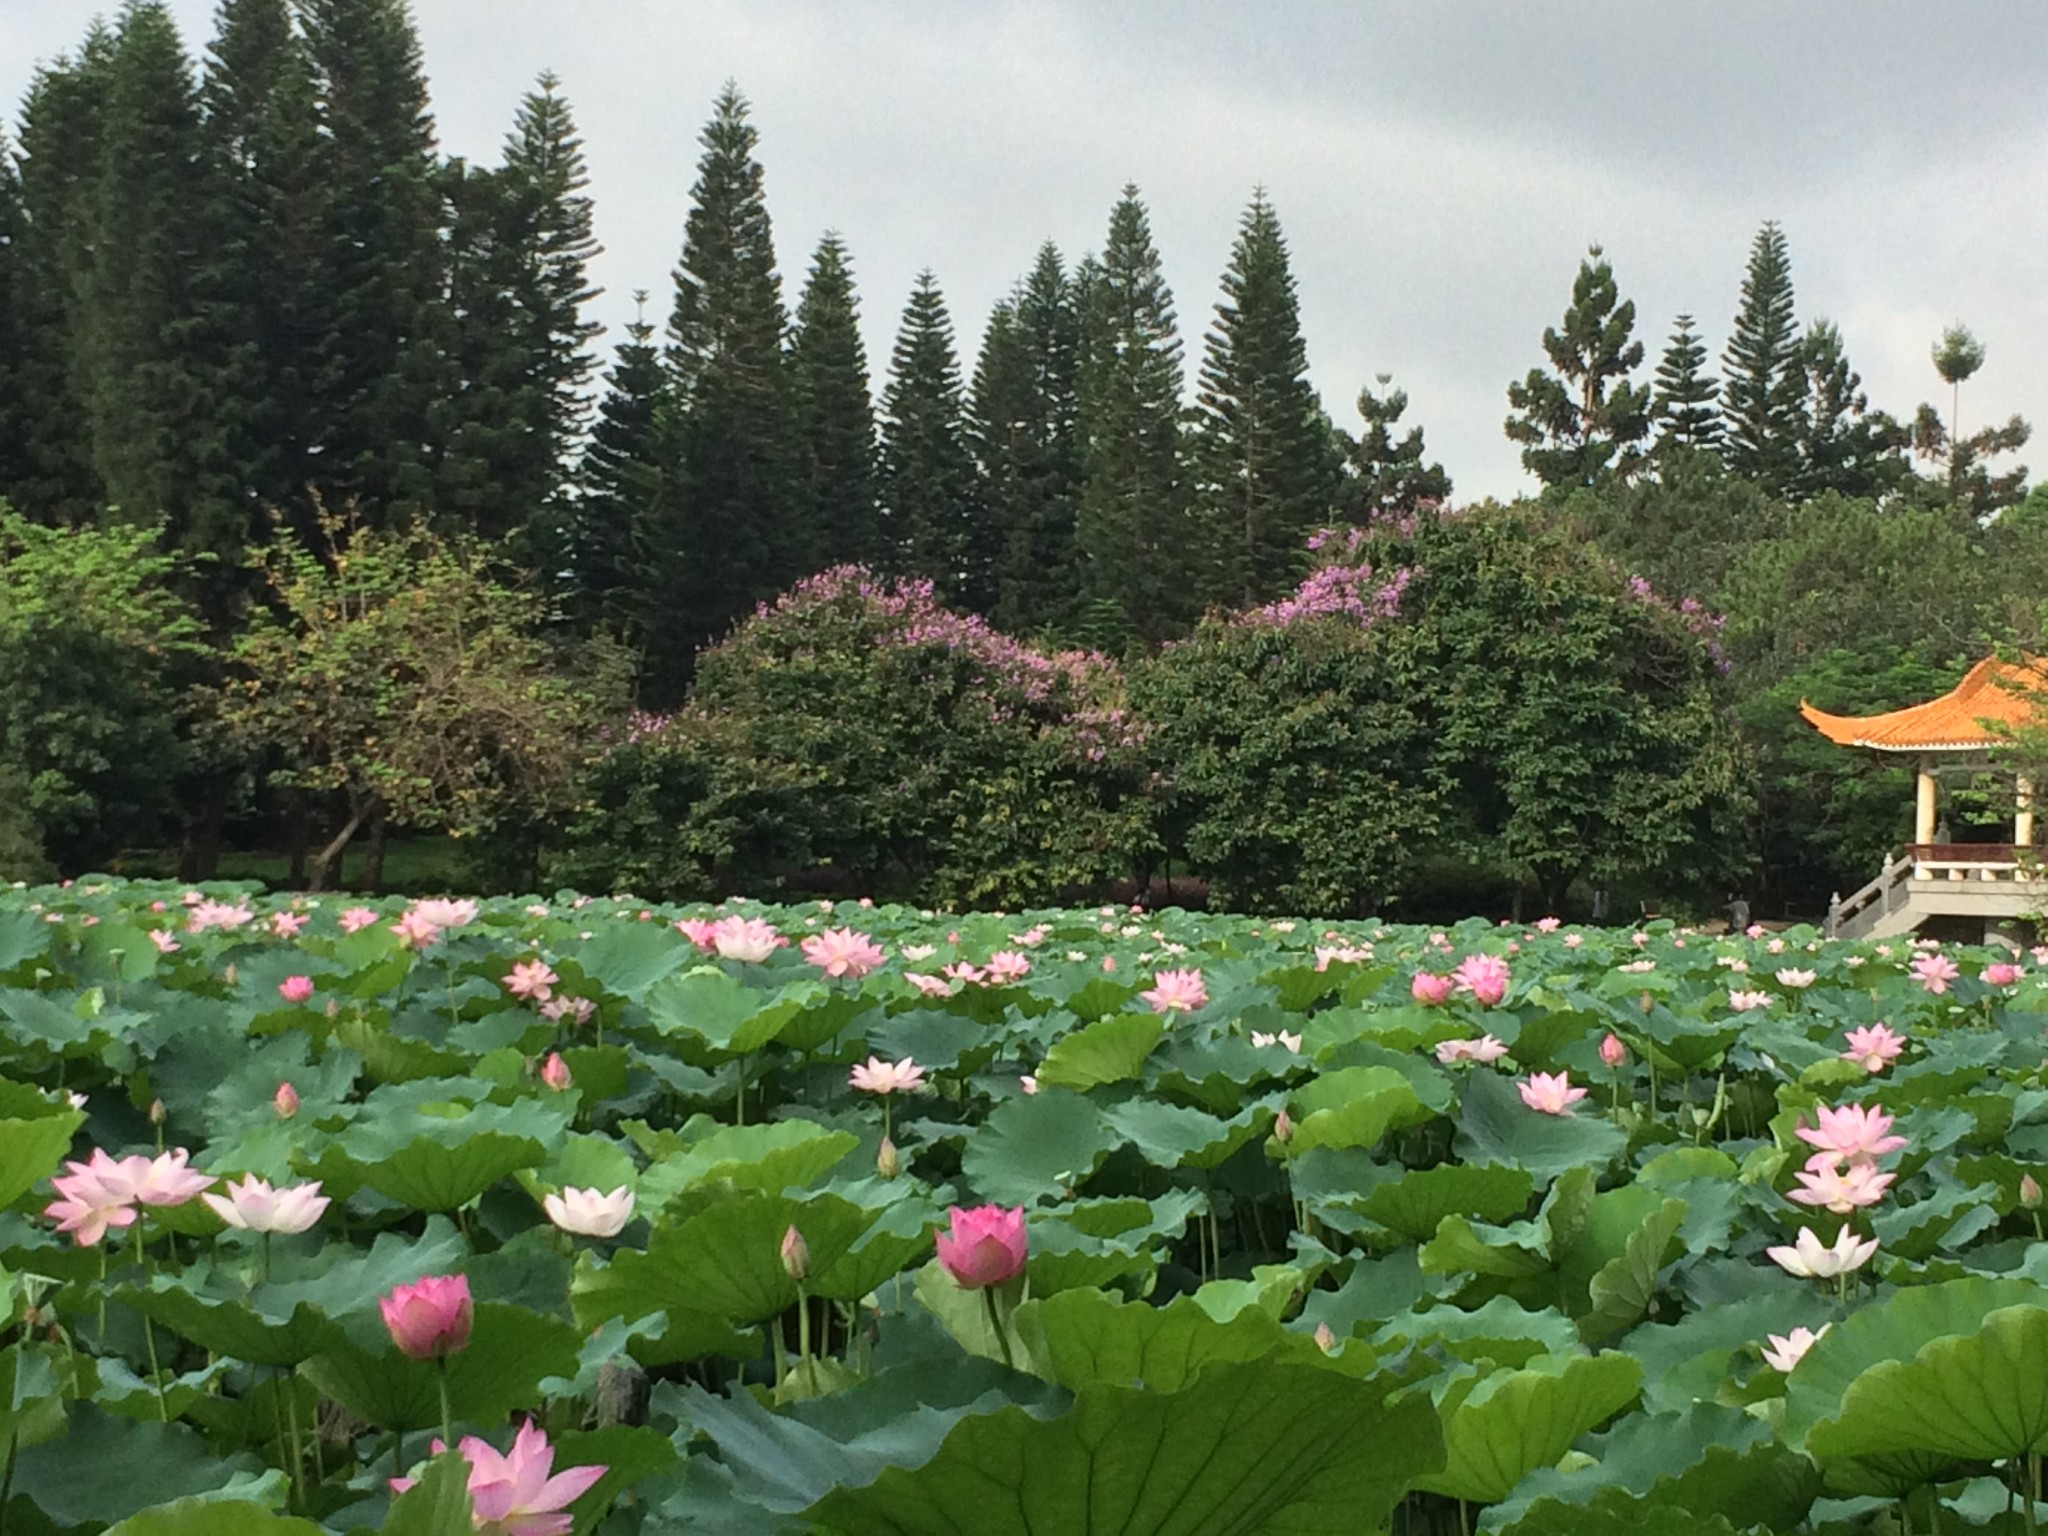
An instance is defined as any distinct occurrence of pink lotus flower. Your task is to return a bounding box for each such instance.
[675,917,719,951]
[393,1421,606,1536]
[380,1274,472,1360]
[849,1056,925,1095]
[1795,1102,1906,1164]
[337,906,381,934]
[1911,952,1961,994]
[273,1082,300,1119]
[982,950,1032,984]
[1452,953,1511,1007]
[1599,1033,1627,1068]
[44,1151,143,1247]
[710,915,783,963]
[1019,1074,1038,1095]
[541,1185,635,1238]
[1517,1071,1588,1116]
[503,959,558,1001]
[1767,1224,1879,1278]
[941,961,985,986]
[411,898,478,931]
[1435,1035,1511,1065]
[148,929,180,954]
[1841,1024,1907,1074]
[904,972,953,998]
[270,911,307,938]
[1535,916,1561,932]
[1729,989,1773,1011]
[539,1053,573,1092]
[1775,968,1816,989]
[1314,944,1372,970]
[935,1204,1028,1289]
[278,975,314,1005]
[1761,1324,1829,1372]
[390,909,443,949]
[801,928,886,979]
[1985,961,2025,987]
[105,1148,215,1208]
[1563,933,1584,948]
[1789,1158,1895,1213]
[1411,972,1455,1006]
[1140,968,1208,1013]
[539,995,595,1026]
[202,1175,330,1234]
[186,899,254,933]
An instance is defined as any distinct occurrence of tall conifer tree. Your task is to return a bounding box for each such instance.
[1650,313,1722,457]
[789,232,878,568]
[880,271,985,607]
[1074,186,1192,643]
[1342,375,1451,520]
[1721,221,1807,495]
[1795,319,1907,500]
[0,127,27,499]
[574,291,666,636]
[1191,190,1340,607]
[640,82,796,699]
[974,242,1083,634]
[1503,244,1651,488]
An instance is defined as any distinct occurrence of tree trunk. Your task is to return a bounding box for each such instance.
[308,796,376,893]
[287,796,310,888]
[362,806,388,892]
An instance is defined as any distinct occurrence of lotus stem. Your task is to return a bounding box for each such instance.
[133,1226,168,1422]
[284,1374,306,1514]
[796,1283,819,1395]
[982,1287,1015,1371]
[435,1358,453,1451]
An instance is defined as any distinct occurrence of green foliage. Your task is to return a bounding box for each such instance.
[1504,245,1652,489]
[881,271,986,609]
[1720,221,1807,496]
[572,292,666,639]
[1650,313,1722,458]
[1342,373,1452,521]
[791,233,881,570]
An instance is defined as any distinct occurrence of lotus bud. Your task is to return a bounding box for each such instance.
[2023,1173,2043,1210]
[274,1081,300,1119]
[1638,991,1654,1015]
[1274,1109,1294,1144]
[1599,1033,1626,1068]
[1313,1321,1336,1354]
[876,1135,901,1179]
[780,1224,809,1281]
[540,1052,573,1092]
[148,1097,166,1126]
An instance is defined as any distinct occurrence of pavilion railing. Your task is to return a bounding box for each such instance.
[1828,844,2047,939]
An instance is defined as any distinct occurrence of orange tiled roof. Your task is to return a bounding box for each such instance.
[1801,656,2048,752]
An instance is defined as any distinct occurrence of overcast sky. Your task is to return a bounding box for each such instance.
[5,1,2047,501]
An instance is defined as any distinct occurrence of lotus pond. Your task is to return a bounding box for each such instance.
[5,882,2048,1535]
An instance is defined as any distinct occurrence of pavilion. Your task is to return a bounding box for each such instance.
[1801,655,2048,940]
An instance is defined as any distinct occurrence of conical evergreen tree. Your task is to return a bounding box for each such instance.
[975,241,1083,634]
[640,82,796,700]
[1191,190,1341,608]
[1342,374,1451,520]
[1074,186,1192,643]
[1503,244,1651,488]
[574,290,666,636]
[297,0,449,527]
[880,270,985,607]
[1795,319,1907,501]
[0,126,27,499]
[789,232,878,568]
[1651,313,1722,457]
[10,29,116,525]
[1720,221,1807,495]
[81,1,238,583]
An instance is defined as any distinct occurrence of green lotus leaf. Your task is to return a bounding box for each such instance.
[575,923,694,1000]
[1498,1487,1747,1536]
[642,968,784,1052]
[959,1087,1115,1207]
[1355,1163,1535,1243]
[1018,1287,1368,1393]
[253,1217,466,1322]
[804,1360,1442,1536]
[1622,1290,1828,1413]
[382,1451,475,1536]
[104,1502,327,1536]
[1867,1180,1998,1261]
[1287,1065,1428,1154]
[359,1129,546,1211]
[121,1281,342,1367]
[5,1403,282,1530]
[299,1302,580,1432]
[1033,1011,1163,1091]
[1453,1068,1627,1184]
[813,1195,938,1303]
[634,1119,858,1208]
[1419,1214,1554,1283]
[1575,1197,1687,1342]
[0,911,51,972]
[1372,1296,1581,1369]
[1098,1099,1244,1169]
[0,1107,84,1210]
[1416,1351,1643,1504]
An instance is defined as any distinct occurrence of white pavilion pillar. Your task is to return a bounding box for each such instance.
[2018,773,2036,848]
[1915,762,1937,848]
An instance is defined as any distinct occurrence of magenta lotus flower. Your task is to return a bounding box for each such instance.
[539,1052,573,1091]
[1767,1224,1878,1278]
[1789,1158,1895,1213]
[392,1421,606,1536]
[1728,989,1774,1011]
[1452,953,1511,1007]
[849,1055,925,1095]
[1760,1324,1829,1372]
[270,910,307,938]
[274,1081,299,1119]
[1518,1071,1588,1116]
[380,1274,473,1360]
[278,975,314,1005]
[1841,1024,1907,1074]
[710,915,783,963]
[541,1185,635,1238]
[1796,1102,1906,1164]
[1434,1035,1510,1065]
[390,909,443,949]
[982,950,1032,984]
[800,927,886,979]
[1599,1033,1627,1068]
[540,995,595,1026]
[674,917,719,951]
[1985,961,2025,987]
[503,958,558,1001]
[904,972,953,998]
[201,1175,330,1234]
[1911,952,1961,994]
[337,905,381,934]
[1140,968,1208,1013]
[936,1204,1028,1289]
[1411,972,1454,1006]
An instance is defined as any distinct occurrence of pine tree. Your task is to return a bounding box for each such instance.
[10,29,116,525]
[880,271,985,607]
[81,1,239,586]
[1721,221,1807,495]
[1503,244,1651,489]
[640,82,797,699]
[789,232,878,568]
[574,291,666,635]
[1342,375,1451,520]
[1073,186,1193,643]
[975,241,1083,634]
[1795,320,1907,501]
[297,0,450,527]
[1191,190,1341,607]
[1651,313,1721,457]
[0,126,27,499]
